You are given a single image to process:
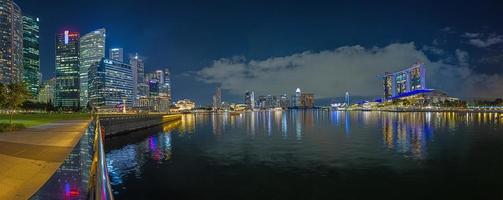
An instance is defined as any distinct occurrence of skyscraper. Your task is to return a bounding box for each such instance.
[345,91,350,107]
[160,68,171,101]
[0,0,23,84]
[213,87,222,110]
[109,48,123,62]
[22,15,40,98]
[55,30,80,108]
[79,28,106,108]
[130,53,146,97]
[244,90,255,110]
[88,58,134,109]
[292,88,302,107]
[382,63,426,100]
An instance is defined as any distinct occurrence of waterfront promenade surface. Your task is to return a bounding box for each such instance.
[0,119,91,200]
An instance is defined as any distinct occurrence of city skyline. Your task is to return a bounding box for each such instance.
[11,0,503,104]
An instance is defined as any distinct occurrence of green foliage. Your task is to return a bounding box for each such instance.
[4,82,30,111]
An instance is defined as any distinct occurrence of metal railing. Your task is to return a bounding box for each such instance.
[88,116,115,200]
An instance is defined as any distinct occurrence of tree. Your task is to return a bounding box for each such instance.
[5,83,30,126]
[0,83,6,110]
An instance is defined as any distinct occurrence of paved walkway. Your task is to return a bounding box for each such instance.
[0,119,91,200]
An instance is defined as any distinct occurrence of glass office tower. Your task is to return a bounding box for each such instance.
[88,58,134,109]
[79,28,106,108]
[22,15,40,97]
[0,0,23,84]
[55,30,80,108]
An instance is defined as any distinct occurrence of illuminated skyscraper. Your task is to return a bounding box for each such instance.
[130,53,146,97]
[88,58,134,109]
[22,15,40,98]
[213,87,222,110]
[109,48,123,62]
[160,68,171,101]
[244,90,255,110]
[79,28,106,108]
[345,91,350,107]
[292,88,302,107]
[55,30,80,108]
[382,63,426,100]
[0,0,23,84]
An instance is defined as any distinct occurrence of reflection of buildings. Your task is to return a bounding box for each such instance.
[178,114,196,133]
[381,113,433,159]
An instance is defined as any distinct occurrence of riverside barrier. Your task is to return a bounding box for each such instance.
[99,114,182,136]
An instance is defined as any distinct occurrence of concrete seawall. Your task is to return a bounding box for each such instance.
[100,114,181,136]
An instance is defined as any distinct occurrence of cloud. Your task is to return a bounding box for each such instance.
[196,43,503,99]
[468,34,503,48]
[462,32,481,38]
[423,45,445,55]
[455,49,469,67]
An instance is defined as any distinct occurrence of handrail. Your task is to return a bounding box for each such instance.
[88,116,115,200]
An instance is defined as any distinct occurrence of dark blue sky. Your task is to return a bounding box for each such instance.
[17,0,503,104]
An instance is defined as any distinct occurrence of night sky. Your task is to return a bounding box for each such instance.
[17,0,503,105]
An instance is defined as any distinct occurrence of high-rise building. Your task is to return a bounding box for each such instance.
[244,90,255,110]
[22,15,40,98]
[88,58,134,109]
[130,53,146,97]
[55,30,80,108]
[79,28,106,108]
[300,93,314,108]
[0,0,23,84]
[159,68,171,101]
[212,87,222,110]
[382,63,426,100]
[279,94,289,108]
[109,48,123,62]
[292,88,302,107]
[345,91,350,107]
[38,78,56,104]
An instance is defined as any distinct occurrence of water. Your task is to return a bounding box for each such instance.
[105,111,503,199]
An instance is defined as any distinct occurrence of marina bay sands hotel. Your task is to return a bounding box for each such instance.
[381,63,428,100]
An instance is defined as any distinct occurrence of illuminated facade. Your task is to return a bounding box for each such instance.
[174,99,195,111]
[38,78,56,104]
[88,58,134,109]
[129,53,145,97]
[79,28,106,108]
[109,48,123,62]
[300,93,314,108]
[382,63,426,100]
[244,90,255,109]
[22,15,40,98]
[213,87,222,110]
[0,0,23,84]
[55,30,80,108]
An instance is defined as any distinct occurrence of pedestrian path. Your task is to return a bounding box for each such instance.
[0,119,91,200]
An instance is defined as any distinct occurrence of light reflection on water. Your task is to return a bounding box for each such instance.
[105,111,503,199]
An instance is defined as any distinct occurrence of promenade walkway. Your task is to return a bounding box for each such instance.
[0,119,91,200]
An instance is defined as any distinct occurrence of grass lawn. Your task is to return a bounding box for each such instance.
[0,113,91,132]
